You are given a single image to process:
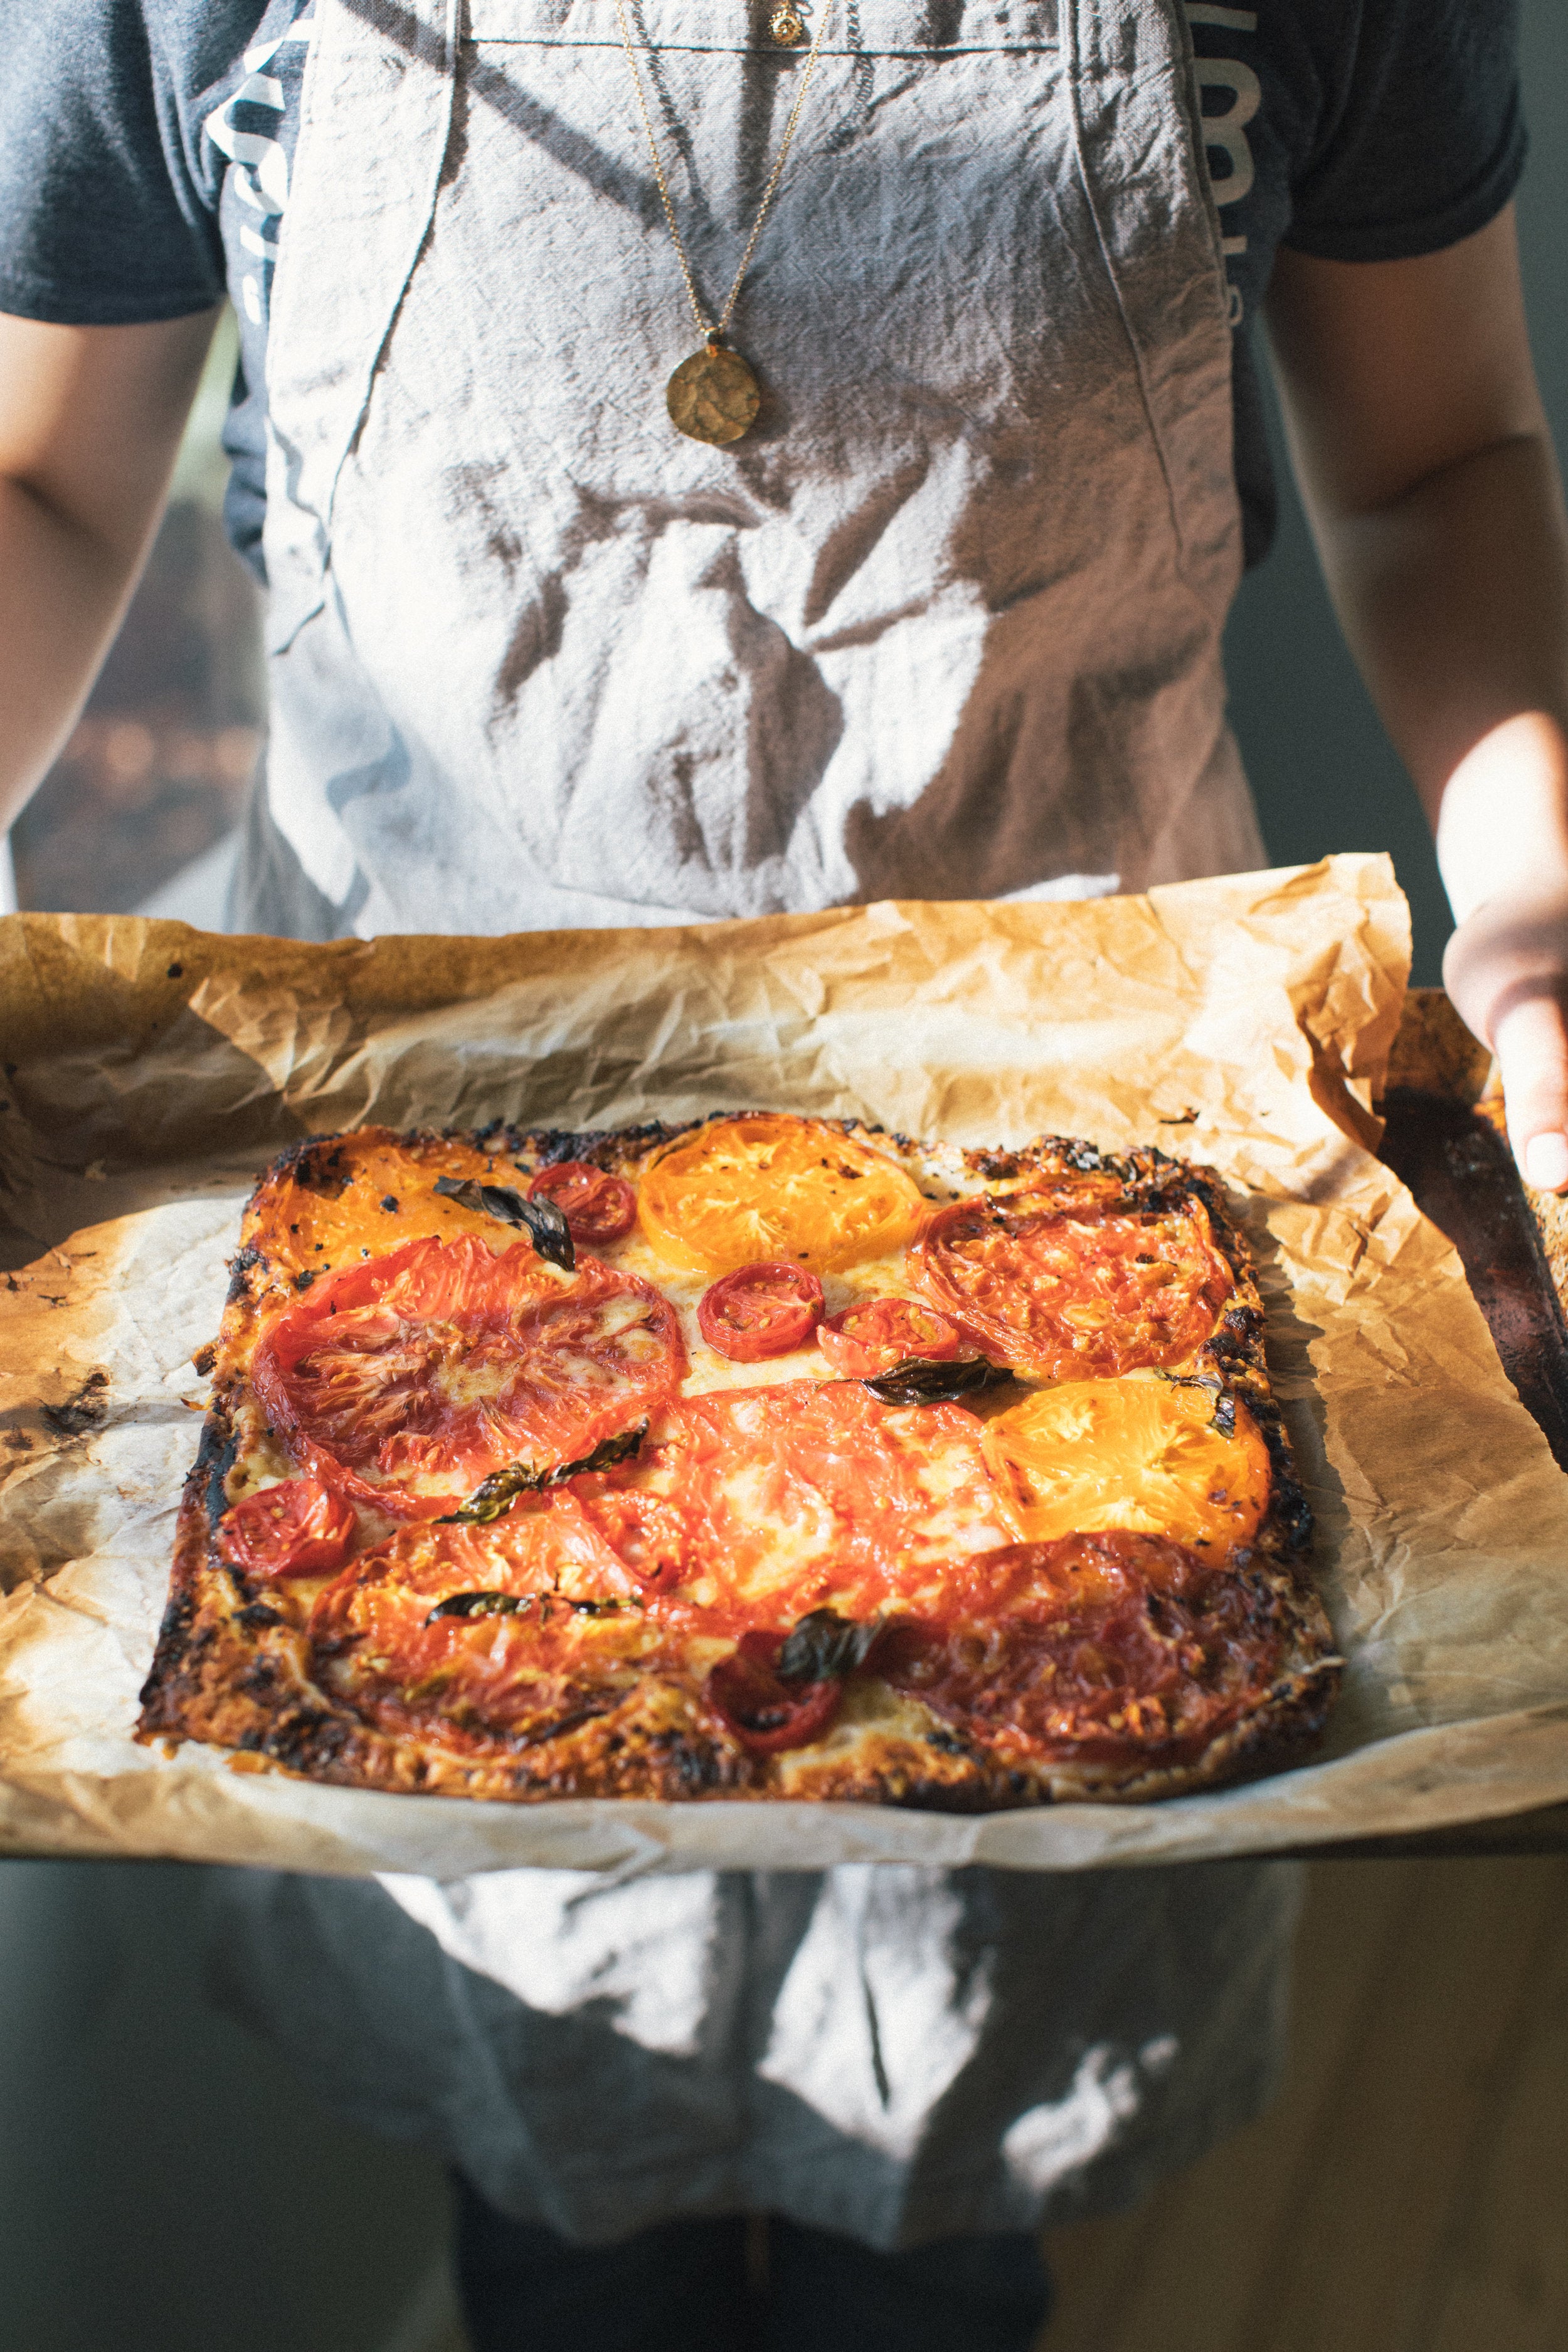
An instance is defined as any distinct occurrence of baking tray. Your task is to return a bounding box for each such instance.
[1304,990,1568,1860]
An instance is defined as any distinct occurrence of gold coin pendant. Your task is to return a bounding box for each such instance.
[768,4,807,43]
[666,344,761,446]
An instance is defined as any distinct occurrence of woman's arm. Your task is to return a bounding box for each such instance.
[0,308,219,835]
[1266,206,1568,1189]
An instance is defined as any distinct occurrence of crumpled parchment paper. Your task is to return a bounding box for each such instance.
[4,854,1566,1877]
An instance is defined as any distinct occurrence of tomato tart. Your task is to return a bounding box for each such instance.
[138,1115,1338,1805]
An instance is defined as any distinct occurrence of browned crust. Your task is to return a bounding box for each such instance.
[1384,987,1493,1108]
[137,1119,1340,1806]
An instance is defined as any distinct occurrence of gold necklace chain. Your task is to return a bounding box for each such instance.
[612,0,836,443]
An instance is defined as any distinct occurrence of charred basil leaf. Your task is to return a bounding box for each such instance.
[426,1589,524,1621]
[424,1589,627,1626]
[776,1608,882,1685]
[1156,1369,1237,1436]
[864,1356,1007,1407]
[432,1175,575,1271]
[438,1421,649,1525]
[544,1421,649,1485]
[438,1463,543,1525]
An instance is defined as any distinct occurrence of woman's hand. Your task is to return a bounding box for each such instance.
[1445,886,1568,1190]
[1438,711,1568,1189]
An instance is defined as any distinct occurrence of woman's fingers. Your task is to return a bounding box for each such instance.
[1492,994,1568,1189]
[1443,891,1568,1191]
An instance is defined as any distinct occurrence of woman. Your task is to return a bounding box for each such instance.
[3,2,1563,2343]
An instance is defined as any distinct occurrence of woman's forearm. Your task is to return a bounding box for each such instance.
[1301,428,1568,1185]
[1293,428,1568,921]
[0,471,151,832]
[1266,220,1568,1185]
[0,309,218,834]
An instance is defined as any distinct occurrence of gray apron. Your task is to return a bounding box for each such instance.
[214,0,1298,2246]
[233,0,1265,935]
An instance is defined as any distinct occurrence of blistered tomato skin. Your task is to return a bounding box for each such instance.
[527,1162,638,1246]
[252,1232,686,1519]
[576,1488,692,1591]
[816,1295,977,1379]
[306,1504,684,1746]
[706,1633,843,1752]
[879,1532,1292,1766]
[697,1263,825,1360]
[912,1192,1234,1382]
[575,1380,1011,1624]
[218,1478,358,1579]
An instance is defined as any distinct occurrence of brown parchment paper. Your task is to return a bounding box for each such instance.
[4,853,1568,1878]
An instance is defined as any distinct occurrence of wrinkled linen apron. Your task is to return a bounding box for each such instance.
[233,0,1264,935]
[215,0,1298,2245]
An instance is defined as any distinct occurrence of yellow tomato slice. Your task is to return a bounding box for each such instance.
[980,1375,1271,1559]
[637,1115,926,1275]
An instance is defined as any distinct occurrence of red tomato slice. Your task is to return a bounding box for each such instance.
[527,1161,637,1246]
[574,1488,692,1592]
[575,1380,1011,1622]
[307,1507,681,1746]
[705,1631,843,1753]
[911,1193,1233,1381]
[879,1534,1293,1767]
[252,1232,686,1519]
[816,1295,978,1379]
[696,1262,825,1360]
[218,1478,357,1579]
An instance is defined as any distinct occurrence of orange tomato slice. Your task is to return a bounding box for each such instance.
[980,1376,1271,1559]
[636,1115,925,1275]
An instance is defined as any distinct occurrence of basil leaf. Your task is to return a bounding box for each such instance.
[565,1421,651,1478]
[432,1175,575,1271]
[776,1608,882,1685]
[426,1589,524,1621]
[438,1421,649,1525]
[425,1589,626,1624]
[1155,1369,1236,1436]
[438,1462,545,1525]
[864,1356,1005,1407]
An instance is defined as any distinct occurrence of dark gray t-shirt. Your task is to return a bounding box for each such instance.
[1,0,1526,576]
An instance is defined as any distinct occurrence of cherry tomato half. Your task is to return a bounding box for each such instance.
[706,1631,843,1753]
[527,1160,637,1246]
[697,1262,825,1361]
[218,1478,358,1579]
[816,1295,978,1380]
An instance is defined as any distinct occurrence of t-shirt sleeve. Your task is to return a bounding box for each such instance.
[0,1,227,325]
[1285,0,1527,263]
